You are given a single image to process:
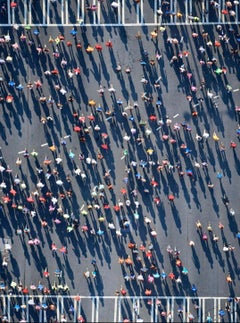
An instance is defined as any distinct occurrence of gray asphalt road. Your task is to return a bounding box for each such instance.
[0,1,240,322]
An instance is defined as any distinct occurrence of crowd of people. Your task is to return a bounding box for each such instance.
[0,0,240,322]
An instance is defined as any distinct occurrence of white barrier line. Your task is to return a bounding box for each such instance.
[95,297,99,322]
[118,298,121,322]
[43,0,46,25]
[93,0,96,25]
[47,0,50,25]
[56,297,60,321]
[12,7,15,25]
[171,298,174,322]
[206,0,209,22]
[7,296,10,322]
[44,297,47,323]
[24,0,27,25]
[189,0,192,15]
[65,0,68,24]
[1,21,240,27]
[174,0,177,23]
[154,0,157,24]
[136,0,139,24]
[39,306,42,322]
[97,0,101,24]
[201,0,205,22]
[77,0,80,22]
[236,3,239,23]
[182,298,186,322]
[202,298,205,322]
[185,0,188,23]
[170,0,173,23]
[61,0,64,24]
[166,298,170,322]
[140,0,143,24]
[217,298,221,322]
[233,89,240,92]
[77,299,81,319]
[132,297,136,321]
[81,0,85,24]
[122,0,125,24]
[114,297,117,322]
[151,298,154,322]
[29,0,32,25]
[218,0,222,23]
[117,0,121,24]
[26,297,29,322]
[173,114,179,118]
[41,143,48,147]
[92,298,95,322]
[7,0,11,25]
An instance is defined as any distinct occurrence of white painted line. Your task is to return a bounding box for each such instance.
[18,151,25,154]
[77,0,80,22]
[189,0,192,15]
[118,298,121,322]
[65,0,68,25]
[7,0,11,25]
[12,7,15,25]
[236,2,239,23]
[41,143,48,147]
[63,135,71,138]
[185,0,188,23]
[26,298,29,322]
[7,296,10,322]
[91,298,95,322]
[154,0,157,24]
[136,1,139,23]
[43,0,46,25]
[170,0,173,23]
[205,0,209,23]
[114,297,117,322]
[97,0,101,24]
[77,299,81,318]
[201,0,205,22]
[171,298,174,322]
[151,298,154,322]
[95,297,99,322]
[1,20,240,27]
[218,0,222,23]
[213,298,217,322]
[61,297,64,322]
[117,0,121,24]
[29,0,32,25]
[24,0,27,25]
[202,298,205,322]
[61,0,64,24]
[56,297,60,321]
[122,0,125,24]
[173,114,179,118]
[141,0,143,24]
[81,0,85,24]
[47,0,50,25]
[166,298,170,322]
[233,89,240,92]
